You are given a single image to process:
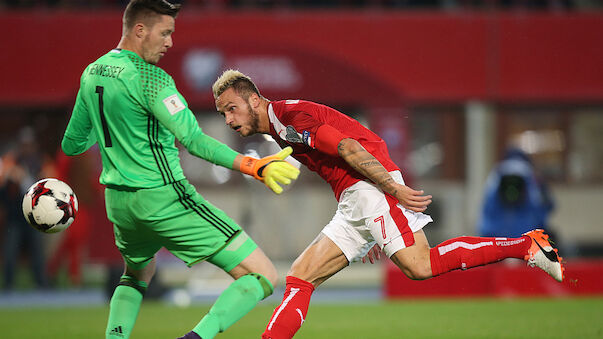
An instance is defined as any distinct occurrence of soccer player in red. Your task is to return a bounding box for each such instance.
[212,70,564,339]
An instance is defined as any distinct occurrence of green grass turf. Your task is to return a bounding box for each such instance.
[1,297,601,338]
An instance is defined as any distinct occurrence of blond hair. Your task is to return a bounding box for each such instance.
[212,69,261,100]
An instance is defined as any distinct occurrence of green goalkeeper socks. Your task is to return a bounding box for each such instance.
[105,284,145,338]
[193,273,273,338]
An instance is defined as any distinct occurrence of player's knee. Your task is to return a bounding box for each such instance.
[124,258,156,285]
[117,274,149,295]
[404,266,432,280]
[252,258,278,289]
[391,249,432,280]
[248,272,275,299]
[262,265,278,290]
[398,260,432,280]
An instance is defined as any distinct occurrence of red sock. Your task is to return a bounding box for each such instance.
[429,235,531,277]
[262,276,314,339]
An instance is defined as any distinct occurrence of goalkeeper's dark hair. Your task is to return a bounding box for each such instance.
[123,0,181,33]
[212,69,262,101]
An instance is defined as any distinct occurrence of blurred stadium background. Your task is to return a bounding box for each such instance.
[0,0,602,337]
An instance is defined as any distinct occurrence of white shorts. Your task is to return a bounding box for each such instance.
[322,171,433,262]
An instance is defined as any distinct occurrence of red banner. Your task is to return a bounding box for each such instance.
[1,10,602,107]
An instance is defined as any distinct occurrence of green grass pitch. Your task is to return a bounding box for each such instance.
[1,297,601,338]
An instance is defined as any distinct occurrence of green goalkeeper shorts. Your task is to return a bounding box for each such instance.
[105,179,257,271]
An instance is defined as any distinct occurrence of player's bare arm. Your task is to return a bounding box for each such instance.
[337,138,432,212]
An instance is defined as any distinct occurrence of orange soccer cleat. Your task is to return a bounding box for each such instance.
[523,229,565,282]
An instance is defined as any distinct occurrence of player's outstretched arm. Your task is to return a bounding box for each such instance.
[337,138,432,212]
[235,146,300,194]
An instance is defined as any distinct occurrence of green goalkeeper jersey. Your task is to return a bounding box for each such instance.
[62,49,238,188]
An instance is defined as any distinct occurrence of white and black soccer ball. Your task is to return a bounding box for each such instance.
[22,178,78,233]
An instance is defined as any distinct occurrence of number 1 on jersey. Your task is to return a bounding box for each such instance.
[95,86,112,147]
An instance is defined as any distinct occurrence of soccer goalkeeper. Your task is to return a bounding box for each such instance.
[61,1,299,339]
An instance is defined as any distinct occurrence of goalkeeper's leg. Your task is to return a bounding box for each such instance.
[105,258,156,339]
[179,246,277,339]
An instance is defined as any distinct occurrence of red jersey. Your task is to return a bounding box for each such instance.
[268,100,399,201]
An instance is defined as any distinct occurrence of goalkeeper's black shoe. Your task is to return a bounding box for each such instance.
[176,331,202,339]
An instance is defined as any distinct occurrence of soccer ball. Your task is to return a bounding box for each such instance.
[22,178,78,233]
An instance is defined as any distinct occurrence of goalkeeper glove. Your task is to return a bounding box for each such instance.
[239,146,300,194]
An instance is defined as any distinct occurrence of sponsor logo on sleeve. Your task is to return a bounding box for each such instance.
[163,94,186,115]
